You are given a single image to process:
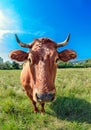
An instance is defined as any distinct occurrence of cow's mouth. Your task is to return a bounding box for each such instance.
[36,93,55,102]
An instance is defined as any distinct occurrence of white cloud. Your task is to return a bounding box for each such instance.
[0,9,22,43]
[0,7,23,61]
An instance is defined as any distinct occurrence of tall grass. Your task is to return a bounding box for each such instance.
[0,69,91,130]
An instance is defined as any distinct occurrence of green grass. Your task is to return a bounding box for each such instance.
[0,69,91,130]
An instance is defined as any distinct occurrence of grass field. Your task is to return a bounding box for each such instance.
[0,68,91,130]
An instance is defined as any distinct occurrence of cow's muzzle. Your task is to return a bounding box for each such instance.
[36,93,55,102]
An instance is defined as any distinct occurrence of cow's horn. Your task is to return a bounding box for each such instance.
[57,33,70,48]
[15,34,31,48]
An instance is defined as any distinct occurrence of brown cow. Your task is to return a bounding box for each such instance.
[9,33,77,113]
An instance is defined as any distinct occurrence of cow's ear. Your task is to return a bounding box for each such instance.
[58,49,77,62]
[9,50,28,62]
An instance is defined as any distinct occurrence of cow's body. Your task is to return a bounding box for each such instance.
[9,34,77,113]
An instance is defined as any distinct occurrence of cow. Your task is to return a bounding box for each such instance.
[9,33,77,113]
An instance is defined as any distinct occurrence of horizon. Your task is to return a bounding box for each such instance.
[0,0,91,62]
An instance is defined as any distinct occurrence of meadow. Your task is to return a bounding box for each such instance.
[0,68,91,130]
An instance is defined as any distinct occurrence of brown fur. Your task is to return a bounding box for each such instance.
[9,37,77,113]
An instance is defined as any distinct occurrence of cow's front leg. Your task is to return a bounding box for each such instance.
[27,92,39,113]
[24,86,39,113]
[32,100,39,113]
[40,102,45,113]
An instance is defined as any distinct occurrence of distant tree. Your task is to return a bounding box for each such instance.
[12,61,20,69]
[58,62,73,68]
[0,57,3,63]
[4,61,12,69]
[0,63,4,69]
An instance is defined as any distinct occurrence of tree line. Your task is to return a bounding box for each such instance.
[0,61,20,70]
[0,60,91,70]
[58,60,91,68]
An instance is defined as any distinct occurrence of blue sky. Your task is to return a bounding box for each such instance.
[0,0,91,61]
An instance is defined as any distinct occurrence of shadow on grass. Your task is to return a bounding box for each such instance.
[50,96,91,124]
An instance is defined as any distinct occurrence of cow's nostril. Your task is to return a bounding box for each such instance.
[36,93,42,102]
[36,93,55,102]
[51,96,55,101]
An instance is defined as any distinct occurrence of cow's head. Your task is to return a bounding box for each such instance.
[9,33,77,102]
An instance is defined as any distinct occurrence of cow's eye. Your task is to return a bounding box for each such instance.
[28,58,31,62]
[28,53,33,65]
[55,58,59,63]
[28,58,32,65]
